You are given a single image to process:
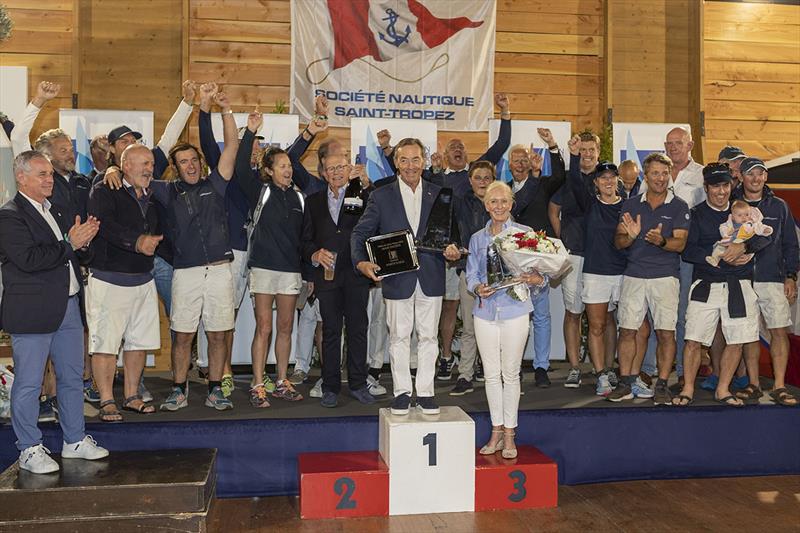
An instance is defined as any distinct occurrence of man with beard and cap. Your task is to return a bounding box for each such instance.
[673,163,771,407]
[718,145,747,188]
[733,157,799,406]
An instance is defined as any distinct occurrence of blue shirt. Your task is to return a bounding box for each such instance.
[620,191,690,279]
[466,220,547,321]
[327,185,346,224]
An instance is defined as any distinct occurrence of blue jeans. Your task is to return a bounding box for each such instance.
[152,255,175,343]
[11,297,85,450]
[642,261,693,376]
[523,284,551,370]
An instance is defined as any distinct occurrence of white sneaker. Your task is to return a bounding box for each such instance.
[310,378,323,398]
[61,435,109,460]
[19,444,59,474]
[367,375,387,396]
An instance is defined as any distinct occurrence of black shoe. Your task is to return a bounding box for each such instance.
[436,357,454,381]
[449,378,474,396]
[320,391,338,408]
[416,396,440,415]
[474,359,484,382]
[390,393,411,415]
[534,368,551,388]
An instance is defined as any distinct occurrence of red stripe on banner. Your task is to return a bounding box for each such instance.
[407,0,483,49]
[327,0,382,69]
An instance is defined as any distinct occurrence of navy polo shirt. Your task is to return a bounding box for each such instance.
[620,190,690,279]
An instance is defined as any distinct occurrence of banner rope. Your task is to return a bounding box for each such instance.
[305,53,450,85]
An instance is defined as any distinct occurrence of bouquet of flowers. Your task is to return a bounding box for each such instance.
[494,228,572,280]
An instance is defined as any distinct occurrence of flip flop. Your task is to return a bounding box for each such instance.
[769,388,798,407]
[735,384,762,403]
[672,394,694,407]
[715,395,743,407]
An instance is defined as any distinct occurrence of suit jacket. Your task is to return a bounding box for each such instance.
[0,193,89,334]
[301,186,371,291]
[351,178,446,300]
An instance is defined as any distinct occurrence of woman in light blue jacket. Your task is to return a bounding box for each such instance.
[466,181,547,459]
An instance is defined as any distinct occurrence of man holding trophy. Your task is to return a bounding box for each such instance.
[351,138,462,416]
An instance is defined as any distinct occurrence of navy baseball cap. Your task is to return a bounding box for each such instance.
[703,162,733,185]
[108,125,142,145]
[739,157,767,176]
[594,161,619,176]
[718,145,746,161]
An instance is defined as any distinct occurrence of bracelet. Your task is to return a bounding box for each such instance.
[223,109,234,115]
[787,272,797,281]
[659,236,668,248]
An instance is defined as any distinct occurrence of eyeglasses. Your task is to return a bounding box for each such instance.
[470,174,494,182]
[325,164,349,173]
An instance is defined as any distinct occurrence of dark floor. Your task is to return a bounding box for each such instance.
[208,475,800,532]
[65,362,799,423]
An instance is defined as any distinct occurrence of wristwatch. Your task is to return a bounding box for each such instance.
[659,236,668,248]
[787,272,797,281]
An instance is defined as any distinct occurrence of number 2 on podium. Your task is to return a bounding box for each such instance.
[334,477,356,510]
[422,432,437,466]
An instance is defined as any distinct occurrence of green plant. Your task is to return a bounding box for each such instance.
[0,5,13,42]
[273,99,287,114]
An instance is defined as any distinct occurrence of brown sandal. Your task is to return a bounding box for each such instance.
[122,395,155,414]
[98,400,123,422]
[769,388,798,407]
[735,384,762,403]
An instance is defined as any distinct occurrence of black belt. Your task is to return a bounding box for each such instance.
[690,276,749,319]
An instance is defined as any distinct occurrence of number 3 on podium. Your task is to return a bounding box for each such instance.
[422,432,437,466]
[508,470,527,502]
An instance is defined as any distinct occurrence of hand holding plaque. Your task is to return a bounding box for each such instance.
[364,230,420,279]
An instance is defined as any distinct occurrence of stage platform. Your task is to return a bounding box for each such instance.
[1,363,799,498]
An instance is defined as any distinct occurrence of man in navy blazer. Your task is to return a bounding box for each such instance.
[0,151,109,473]
[351,138,461,415]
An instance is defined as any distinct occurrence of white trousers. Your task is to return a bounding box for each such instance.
[474,314,529,429]
[385,284,442,398]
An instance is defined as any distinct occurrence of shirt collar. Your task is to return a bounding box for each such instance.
[398,177,422,195]
[640,188,675,203]
[484,217,513,231]
[19,191,51,212]
[327,185,346,200]
[706,200,730,212]
[123,178,149,197]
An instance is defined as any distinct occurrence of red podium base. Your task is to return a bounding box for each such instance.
[298,451,389,519]
[475,445,558,511]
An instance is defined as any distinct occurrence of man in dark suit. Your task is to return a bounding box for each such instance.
[302,153,375,408]
[351,138,462,416]
[0,151,108,474]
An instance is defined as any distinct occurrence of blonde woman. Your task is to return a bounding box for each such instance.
[466,181,547,458]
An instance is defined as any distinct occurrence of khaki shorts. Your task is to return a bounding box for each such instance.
[617,276,679,331]
[560,254,585,314]
[581,273,622,310]
[753,281,792,330]
[250,267,302,296]
[444,266,460,301]
[87,276,160,354]
[230,249,249,309]
[684,280,759,346]
[171,263,235,333]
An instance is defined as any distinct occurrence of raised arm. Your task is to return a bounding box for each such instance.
[198,82,221,169]
[11,82,60,155]
[156,80,195,155]
[233,112,264,207]
[286,116,327,194]
[213,92,238,180]
[478,93,511,164]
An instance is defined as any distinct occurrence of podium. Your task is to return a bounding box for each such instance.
[379,406,475,515]
[298,406,557,519]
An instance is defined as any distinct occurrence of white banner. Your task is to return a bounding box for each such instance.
[350,117,437,182]
[291,0,496,131]
[59,109,154,175]
[209,112,299,149]
[0,66,27,204]
[488,119,573,183]
[612,122,691,175]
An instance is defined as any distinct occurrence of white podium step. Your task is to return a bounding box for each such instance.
[378,406,475,515]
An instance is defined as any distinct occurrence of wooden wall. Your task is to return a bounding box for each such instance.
[702,0,800,161]
[187,0,605,169]
[607,0,703,160]
[0,0,75,138]
[77,0,183,142]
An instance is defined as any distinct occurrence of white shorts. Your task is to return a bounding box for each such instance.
[753,281,792,330]
[250,267,301,295]
[230,249,249,309]
[171,263,235,333]
[617,276,679,331]
[560,254,585,314]
[444,266,460,301]
[685,280,759,346]
[581,273,622,310]
[87,276,160,354]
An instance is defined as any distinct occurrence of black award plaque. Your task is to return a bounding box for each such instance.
[366,230,420,278]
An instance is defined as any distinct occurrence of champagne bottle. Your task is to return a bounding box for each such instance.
[343,155,366,215]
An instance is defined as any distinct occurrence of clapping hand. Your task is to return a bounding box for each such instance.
[644,223,665,247]
[620,213,641,240]
[67,216,100,250]
[136,234,164,256]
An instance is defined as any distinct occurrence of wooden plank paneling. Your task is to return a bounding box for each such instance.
[189,62,290,86]
[190,40,291,65]
[2,0,71,10]
[495,53,601,77]
[496,32,602,56]
[496,12,601,35]
[703,0,800,161]
[190,19,290,44]
[5,8,73,31]
[497,0,602,16]
[190,0,290,23]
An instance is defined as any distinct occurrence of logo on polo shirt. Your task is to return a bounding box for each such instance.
[685,213,690,220]
[764,216,778,221]
[660,215,672,220]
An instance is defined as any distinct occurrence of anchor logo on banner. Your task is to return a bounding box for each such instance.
[379,9,411,47]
